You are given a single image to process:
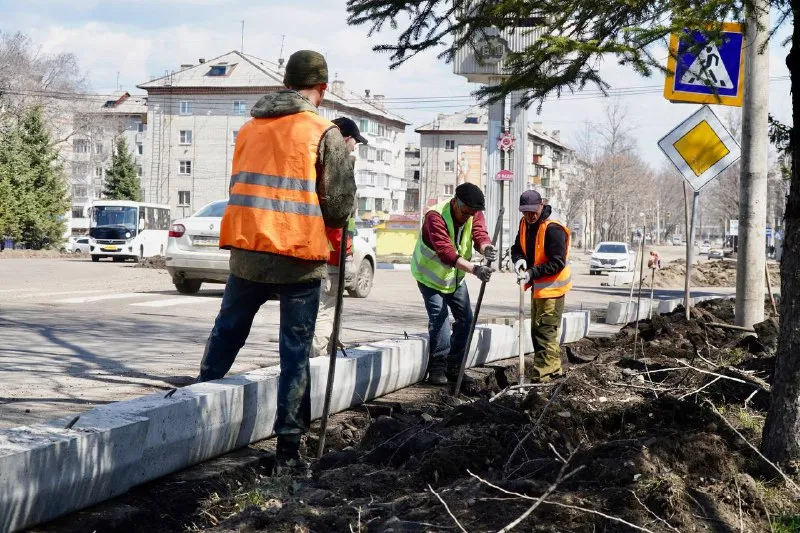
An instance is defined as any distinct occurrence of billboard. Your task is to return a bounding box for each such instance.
[456,145,483,188]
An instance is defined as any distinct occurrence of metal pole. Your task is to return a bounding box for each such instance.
[683,182,691,315]
[453,207,505,397]
[685,191,700,320]
[735,0,770,327]
[627,236,640,321]
[317,220,350,458]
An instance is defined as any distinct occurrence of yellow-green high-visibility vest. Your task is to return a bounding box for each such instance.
[411,200,474,293]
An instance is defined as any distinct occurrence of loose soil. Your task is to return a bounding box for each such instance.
[650,259,781,289]
[38,300,799,533]
[0,249,73,259]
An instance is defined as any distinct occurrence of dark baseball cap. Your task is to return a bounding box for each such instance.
[332,117,368,145]
[519,190,543,212]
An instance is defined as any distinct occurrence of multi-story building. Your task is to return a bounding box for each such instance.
[137,51,410,219]
[403,144,421,214]
[58,91,147,234]
[415,106,576,206]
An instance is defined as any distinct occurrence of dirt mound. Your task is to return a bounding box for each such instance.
[184,301,795,533]
[137,255,166,269]
[650,259,781,288]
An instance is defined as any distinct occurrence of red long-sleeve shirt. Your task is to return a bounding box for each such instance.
[421,205,491,267]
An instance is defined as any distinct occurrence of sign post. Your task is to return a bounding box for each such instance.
[658,105,741,319]
[495,131,516,270]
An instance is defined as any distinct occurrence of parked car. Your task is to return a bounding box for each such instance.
[67,236,91,254]
[589,242,635,275]
[708,248,724,260]
[699,242,711,255]
[165,200,376,297]
[672,235,684,246]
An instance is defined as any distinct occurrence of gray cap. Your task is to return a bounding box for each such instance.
[283,50,328,88]
[519,190,543,212]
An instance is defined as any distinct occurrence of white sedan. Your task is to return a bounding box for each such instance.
[165,200,376,297]
[67,236,91,254]
[589,242,635,275]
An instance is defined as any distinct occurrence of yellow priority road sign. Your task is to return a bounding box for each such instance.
[658,105,741,191]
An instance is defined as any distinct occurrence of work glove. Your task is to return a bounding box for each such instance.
[518,268,535,285]
[513,258,527,274]
[482,245,497,262]
[473,265,495,283]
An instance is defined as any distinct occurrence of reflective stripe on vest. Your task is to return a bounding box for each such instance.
[519,218,573,298]
[219,111,332,260]
[411,200,473,294]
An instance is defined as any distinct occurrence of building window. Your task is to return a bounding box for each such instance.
[367,147,377,162]
[233,100,248,115]
[358,145,368,159]
[179,130,193,145]
[392,199,399,211]
[179,101,192,115]
[358,197,370,211]
[137,143,143,155]
[358,119,369,133]
[375,198,384,211]
[413,170,420,180]
[444,161,455,172]
[208,65,228,76]
[232,130,239,144]
[137,165,143,177]
[73,139,89,153]
[71,207,84,218]
[94,188,102,199]
[178,191,191,206]
[72,185,88,198]
[137,122,147,133]
[445,139,455,151]
[95,143,103,154]
[179,160,192,175]
[376,150,386,163]
[377,124,387,137]
[444,184,454,195]
[95,167,103,178]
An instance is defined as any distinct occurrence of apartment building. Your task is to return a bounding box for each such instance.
[415,106,577,208]
[137,51,410,219]
[403,144,421,214]
[58,92,147,233]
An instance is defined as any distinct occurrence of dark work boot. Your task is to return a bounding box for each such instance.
[275,435,309,477]
[427,368,449,385]
[446,365,476,388]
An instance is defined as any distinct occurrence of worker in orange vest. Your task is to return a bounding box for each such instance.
[511,190,573,382]
[198,50,356,475]
[312,117,367,358]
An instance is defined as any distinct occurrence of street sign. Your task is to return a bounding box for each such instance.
[729,219,739,236]
[664,22,745,107]
[658,105,741,191]
[495,169,514,181]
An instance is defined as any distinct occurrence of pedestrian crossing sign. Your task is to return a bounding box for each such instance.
[658,105,741,191]
[664,22,745,107]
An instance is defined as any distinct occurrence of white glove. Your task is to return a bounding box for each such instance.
[514,258,527,274]
[518,268,533,285]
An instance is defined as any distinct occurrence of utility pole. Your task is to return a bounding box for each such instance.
[241,20,245,54]
[735,0,770,327]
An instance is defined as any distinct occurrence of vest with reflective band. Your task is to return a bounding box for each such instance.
[411,201,473,293]
[519,218,573,298]
[219,111,333,260]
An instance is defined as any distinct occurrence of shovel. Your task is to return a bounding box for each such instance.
[518,271,526,386]
[452,207,505,397]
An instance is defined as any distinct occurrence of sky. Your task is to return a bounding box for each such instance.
[0,0,793,164]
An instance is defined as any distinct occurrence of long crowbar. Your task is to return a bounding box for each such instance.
[317,219,349,459]
[453,207,505,397]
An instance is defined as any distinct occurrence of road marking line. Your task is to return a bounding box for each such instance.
[55,293,147,304]
[130,297,218,308]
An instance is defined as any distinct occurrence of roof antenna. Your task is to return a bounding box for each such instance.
[240,20,245,54]
[278,35,286,64]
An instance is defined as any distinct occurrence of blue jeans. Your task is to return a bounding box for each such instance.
[417,281,473,373]
[199,274,321,438]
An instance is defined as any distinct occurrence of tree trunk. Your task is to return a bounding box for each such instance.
[761,2,800,463]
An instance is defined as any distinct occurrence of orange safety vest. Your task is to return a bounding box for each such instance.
[219,111,334,260]
[519,218,573,298]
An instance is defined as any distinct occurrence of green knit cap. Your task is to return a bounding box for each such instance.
[283,50,328,88]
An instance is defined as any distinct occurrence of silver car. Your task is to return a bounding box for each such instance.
[165,200,376,297]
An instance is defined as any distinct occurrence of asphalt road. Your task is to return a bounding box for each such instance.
[0,245,731,429]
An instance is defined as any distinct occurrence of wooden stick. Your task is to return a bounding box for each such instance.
[706,322,756,333]
[428,485,468,533]
[765,262,778,315]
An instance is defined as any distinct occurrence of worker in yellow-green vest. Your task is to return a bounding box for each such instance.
[511,190,573,382]
[411,183,495,386]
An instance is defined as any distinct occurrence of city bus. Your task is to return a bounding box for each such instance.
[88,200,171,262]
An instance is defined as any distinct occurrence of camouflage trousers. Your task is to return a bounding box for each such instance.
[530,295,565,379]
